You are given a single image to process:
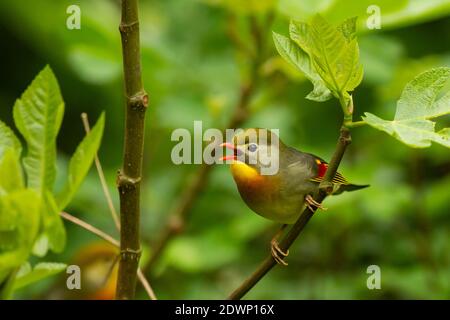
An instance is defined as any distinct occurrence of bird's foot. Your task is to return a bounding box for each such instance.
[305,194,328,211]
[270,238,289,266]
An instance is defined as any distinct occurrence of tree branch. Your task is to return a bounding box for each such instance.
[116,0,148,299]
[60,211,119,246]
[228,126,352,300]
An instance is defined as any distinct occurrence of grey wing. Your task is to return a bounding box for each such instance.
[280,147,319,195]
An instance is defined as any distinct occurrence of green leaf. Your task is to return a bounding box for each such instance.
[0,268,19,300]
[363,67,450,148]
[0,149,24,196]
[13,65,64,193]
[32,192,66,256]
[31,234,49,257]
[272,32,332,102]
[56,113,105,210]
[0,197,18,232]
[395,67,450,121]
[12,66,67,256]
[337,16,357,40]
[13,262,66,290]
[0,121,22,160]
[0,231,19,251]
[289,15,363,99]
[0,190,40,278]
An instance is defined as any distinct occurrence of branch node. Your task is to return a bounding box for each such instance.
[128,92,149,111]
[339,127,352,145]
[119,21,139,34]
[117,170,141,191]
[120,248,142,261]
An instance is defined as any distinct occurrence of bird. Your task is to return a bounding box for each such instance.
[220,128,368,265]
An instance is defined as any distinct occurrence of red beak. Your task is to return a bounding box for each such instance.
[220,142,238,161]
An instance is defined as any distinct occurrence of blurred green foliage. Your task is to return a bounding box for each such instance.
[0,65,104,298]
[0,0,449,299]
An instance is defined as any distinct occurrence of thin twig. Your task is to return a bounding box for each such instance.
[59,211,157,300]
[81,113,121,231]
[60,211,119,246]
[137,269,157,300]
[228,127,352,300]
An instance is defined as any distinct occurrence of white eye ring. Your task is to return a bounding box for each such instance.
[248,143,258,152]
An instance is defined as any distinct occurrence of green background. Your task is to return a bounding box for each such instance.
[0,0,449,299]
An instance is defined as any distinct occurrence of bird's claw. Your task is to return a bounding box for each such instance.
[305,194,328,211]
[270,238,289,266]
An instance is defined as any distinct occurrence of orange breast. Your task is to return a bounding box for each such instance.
[230,162,279,206]
[230,162,302,224]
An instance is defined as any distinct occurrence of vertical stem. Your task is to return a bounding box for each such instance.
[116,0,148,300]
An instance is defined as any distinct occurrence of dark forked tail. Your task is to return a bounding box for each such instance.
[334,183,370,195]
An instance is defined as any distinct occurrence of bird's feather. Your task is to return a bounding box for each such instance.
[308,158,349,185]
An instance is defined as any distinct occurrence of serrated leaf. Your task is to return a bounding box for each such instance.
[56,113,105,210]
[363,67,450,148]
[0,149,24,196]
[13,262,66,290]
[289,15,363,98]
[273,32,332,102]
[395,67,450,120]
[13,65,64,193]
[0,121,22,160]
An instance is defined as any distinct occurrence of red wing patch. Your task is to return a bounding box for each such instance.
[310,159,348,185]
[316,160,328,178]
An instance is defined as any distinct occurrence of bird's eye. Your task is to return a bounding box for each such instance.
[248,143,258,152]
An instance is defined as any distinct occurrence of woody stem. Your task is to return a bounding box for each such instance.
[116,0,148,300]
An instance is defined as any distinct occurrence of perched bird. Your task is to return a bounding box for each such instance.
[220,128,368,265]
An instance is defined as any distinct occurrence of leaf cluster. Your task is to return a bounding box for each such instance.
[0,66,104,297]
[273,15,450,149]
